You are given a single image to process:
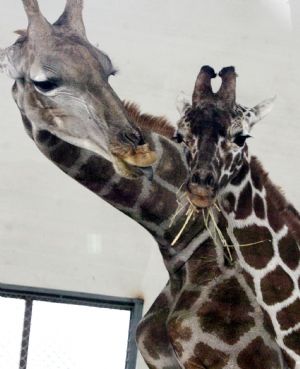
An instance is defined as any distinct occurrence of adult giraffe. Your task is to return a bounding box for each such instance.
[0,1,287,368]
[176,65,300,368]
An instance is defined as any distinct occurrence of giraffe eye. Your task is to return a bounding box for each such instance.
[32,78,60,93]
[233,134,251,147]
[174,132,184,143]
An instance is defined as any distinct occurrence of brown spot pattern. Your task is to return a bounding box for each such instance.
[219,174,229,188]
[147,292,170,315]
[170,266,186,297]
[185,342,229,369]
[104,178,141,207]
[253,193,265,219]
[277,299,300,330]
[237,337,281,369]
[168,318,192,357]
[284,329,300,356]
[75,155,115,193]
[187,239,221,285]
[261,266,294,305]
[37,130,60,147]
[236,182,252,220]
[175,290,200,311]
[282,349,296,369]
[136,309,172,360]
[140,182,177,225]
[197,278,255,344]
[231,162,249,186]
[266,196,284,233]
[49,141,81,167]
[156,138,187,187]
[234,225,273,269]
[250,157,263,191]
[278,233,300,270]
[222,192,236,214]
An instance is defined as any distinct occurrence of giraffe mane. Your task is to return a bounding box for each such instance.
[124,101,175,139]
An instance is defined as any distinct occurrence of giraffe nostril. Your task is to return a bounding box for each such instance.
[205,174,215,188]
[191,173,201,184]
[191,171,215,188]
[122,131,144,147]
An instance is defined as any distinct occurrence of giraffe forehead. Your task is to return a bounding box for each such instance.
[11,31,115,81]
[183,104,253,140]
[185,108,230,140]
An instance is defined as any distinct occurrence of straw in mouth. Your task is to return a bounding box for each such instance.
[170,195,270,261]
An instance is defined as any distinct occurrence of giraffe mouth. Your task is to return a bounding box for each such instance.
[112,153,155,180]
[110,143,157,179]
[120,144,157,168]
[188,193,214,208]
[187,188,215,209]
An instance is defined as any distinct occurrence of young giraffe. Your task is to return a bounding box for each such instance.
[176,65,300,368]
[0,1,287,368]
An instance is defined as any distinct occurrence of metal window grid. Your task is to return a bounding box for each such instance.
[0,283,143,369]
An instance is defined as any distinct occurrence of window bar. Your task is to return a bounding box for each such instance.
[125,299,143,369]
[19,298,33,369]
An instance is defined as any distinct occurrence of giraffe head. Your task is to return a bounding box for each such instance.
[0,0,156,178]
[175,66,275,208]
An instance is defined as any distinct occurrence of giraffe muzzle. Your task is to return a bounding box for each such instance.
[111,142,157,168]
[187,182,216,209]
[122,144,157,167]
[187,190,215,209]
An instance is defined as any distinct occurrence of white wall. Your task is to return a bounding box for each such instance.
[0,1,300,368]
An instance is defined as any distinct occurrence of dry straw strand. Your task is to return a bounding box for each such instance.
[171,205,195,246]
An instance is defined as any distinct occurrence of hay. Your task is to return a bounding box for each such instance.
[170,194,270,256]
[203,207,233,262]
[171,204,195,246]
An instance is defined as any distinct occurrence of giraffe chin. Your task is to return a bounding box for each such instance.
[187,192,214,209]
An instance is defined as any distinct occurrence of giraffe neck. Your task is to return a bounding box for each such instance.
[21,102,209,272]
[138,212,285,369]
[218,155,300,368]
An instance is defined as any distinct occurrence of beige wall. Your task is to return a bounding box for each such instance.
[0,1,300,368]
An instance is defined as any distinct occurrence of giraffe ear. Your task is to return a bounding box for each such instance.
[176,91,191,115]
[249,96,276,129]
[0,47,14,77]
[0,43,25,79]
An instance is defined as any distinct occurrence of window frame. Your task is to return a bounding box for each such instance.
[0,283,143,369]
